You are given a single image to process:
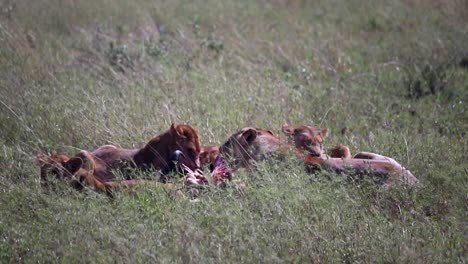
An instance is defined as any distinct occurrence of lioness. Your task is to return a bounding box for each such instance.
[282,124,418,187]
[84,123,201,182]
[282,125,355,159]
[219,127,288,171]
[34,153,115,194]
[281,124,329,157]
[200,146,220,169]
[34,153,184,196]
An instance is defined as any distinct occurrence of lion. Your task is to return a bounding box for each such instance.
[83,123,202,182]
[282,124,419,187]
[34,152,115,195]
[34,153,186,197]
[219,127,289,172]
[281,125,356,160]
[199,145,220,169]
[328,144,406,168]
[281,124,329,157]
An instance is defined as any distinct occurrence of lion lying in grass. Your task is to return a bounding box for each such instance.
[217,124,418,187]
[282,124,419,187]
[85,123,202,183]
[33,123,208,196]
[219,127,289,172]
[33,152,186,197]
[34,122,418,195]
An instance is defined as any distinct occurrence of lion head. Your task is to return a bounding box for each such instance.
[281,124,329,157]
[219,127,283,171]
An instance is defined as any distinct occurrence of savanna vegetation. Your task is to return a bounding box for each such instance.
[0,0,467,262]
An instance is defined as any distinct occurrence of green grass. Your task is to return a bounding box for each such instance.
[0,0,467,262]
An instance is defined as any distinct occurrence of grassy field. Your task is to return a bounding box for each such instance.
[1,0,467,262]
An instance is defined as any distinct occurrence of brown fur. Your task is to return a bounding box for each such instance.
[34,153,71,186]
[328,145,400,162]
[282,124,418,187]
[219,127,289,171]
[34,153,184,197]
[282,124,329,157]
[329,145,352,159]
[302,154,418,187]
[34,153,115,194]
[200,146,220,168]
[86,123,201,182]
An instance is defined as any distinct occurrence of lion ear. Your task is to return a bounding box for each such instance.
[320,128,329,139]
[64,157,83,175]
[171,123,188,138]
[170,123,178,133]
[281,124,295,136]
[241,128,257,143]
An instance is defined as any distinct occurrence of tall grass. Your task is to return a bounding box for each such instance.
[0,0,467,262]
